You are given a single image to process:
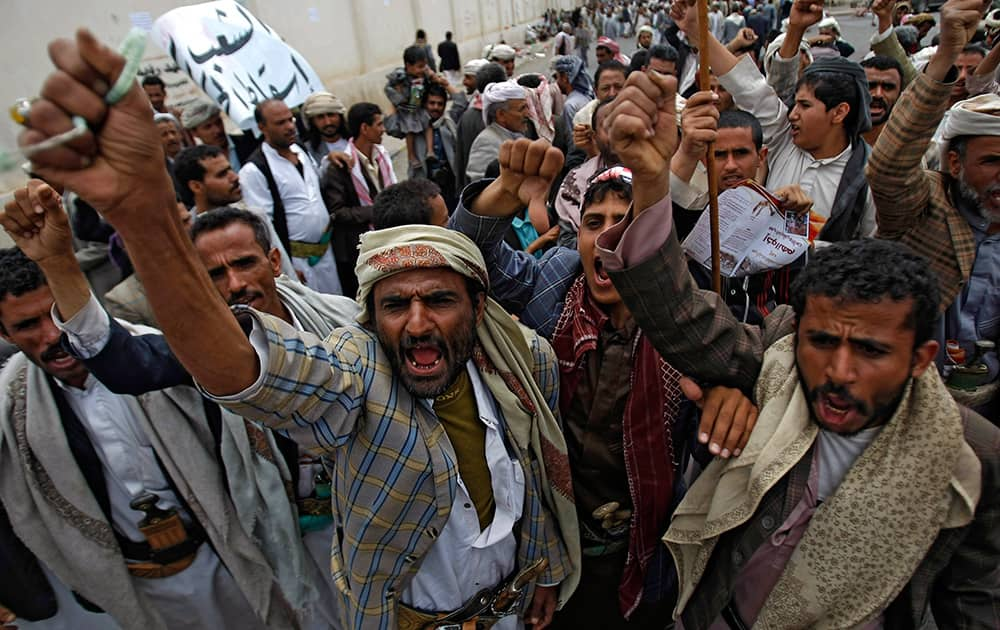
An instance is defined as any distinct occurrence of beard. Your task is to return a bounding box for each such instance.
[378,316,477,398]
[957,168,1000,224]
[795,364,906,436]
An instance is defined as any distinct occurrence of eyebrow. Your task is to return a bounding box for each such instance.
[804,329,893,352]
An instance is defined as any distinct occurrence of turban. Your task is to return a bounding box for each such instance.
[637,25,655,37]
[939,94,1000,143]
[181,99,221,129]
[596,36,629,63]
[353,224,583,601]
[463,58,488,76]
[520,75,558,142]
[481,81,526,126]
[301,91,346,129]
[153,112,179,125]
[553,55,595,99]
[489,44,517,61]
[802,57,872,136]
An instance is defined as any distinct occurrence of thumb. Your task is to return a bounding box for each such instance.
[679,376,705,407]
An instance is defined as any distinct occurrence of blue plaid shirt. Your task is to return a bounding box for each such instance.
[450,180,582,338]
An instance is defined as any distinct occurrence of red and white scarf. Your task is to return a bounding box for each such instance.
[348,140,396,206]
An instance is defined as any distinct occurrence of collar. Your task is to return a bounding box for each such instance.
[810,143,852,166]
[261,141,304,163]
[52,372,98,395]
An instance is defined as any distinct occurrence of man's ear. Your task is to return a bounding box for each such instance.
[830,102,850,126]
[268,247,283,277]
[189,180,203,197]
[946,150,963,180]
[910,339,940,378]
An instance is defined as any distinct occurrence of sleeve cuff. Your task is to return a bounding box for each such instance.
[52,292,111,359]
[870,26,893,45]
[596,194,674,272]
[198,307,269,401]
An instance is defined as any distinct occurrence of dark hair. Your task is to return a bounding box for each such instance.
[446,31,453,40]
[789,239,940,346]
[476,63,508,94]
[141,75,166,89]
[628,50,650,75]
[797,71,860,136]
[591,96,616,130]
[173,144,226,206]
[963,42,989,57]
[422,84,449,108]
[718,109,764,150]
[403,45,428,66]
[253,98,285,125]
[516,73,543,88]
[948,135,971,162]
[594,60,628,88]
[648,43,679,62]
[416,29,427,40]
[190,207,272,253]
[306,110,349,153]
[581,172,633,213]
[373,179,443,229]
[859,54,904,86]
[347,102,382,139]
[0,248,47,333]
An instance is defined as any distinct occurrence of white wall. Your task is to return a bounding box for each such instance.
[0,0,579,193]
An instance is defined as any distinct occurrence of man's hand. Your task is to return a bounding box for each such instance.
[0,180,75,265]
[327,150,355,170]
[680,376,758,458]
[19,29,175,224]
[871,0,895,31]
[670,0,701,48]
[0,603,15,630]
[727,28,759,53]
[607,69,678,211]
[468,138,564,219]
[926,0,990,81]
[679,91,720,161]
[787,0,826,32]
[572,124,597,158]
[525,585,557,629]
[774,185,813,216]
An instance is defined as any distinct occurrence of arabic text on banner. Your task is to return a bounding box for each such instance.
[152,0,324,130]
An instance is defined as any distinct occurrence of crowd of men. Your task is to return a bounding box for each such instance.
[0,0,998,628]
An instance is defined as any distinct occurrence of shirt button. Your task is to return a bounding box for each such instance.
[761,515,775,530]
[464,503,472,509]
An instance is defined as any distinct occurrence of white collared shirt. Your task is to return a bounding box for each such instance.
[401,362,525,629]
[719,55,878,239]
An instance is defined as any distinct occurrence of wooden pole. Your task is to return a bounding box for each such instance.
[696,0,722,295]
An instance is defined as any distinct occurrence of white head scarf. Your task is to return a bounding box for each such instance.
[481,81,526,126]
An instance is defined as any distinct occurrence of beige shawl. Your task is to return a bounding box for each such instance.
[665,334,981,628]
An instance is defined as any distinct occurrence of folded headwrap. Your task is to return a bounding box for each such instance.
[637,25,655,37]
[353,226,582,603]
[521,75,559,142]
[153,112,179,125]
[596,36,629,63]
[301,91,346,130]
[802,57,872,136]
[181,99,221,129]
[489,44,517,61]
[939,93,1000,141]
[480,81,527,126]
[463,58,489,76]
[553,55,595,99]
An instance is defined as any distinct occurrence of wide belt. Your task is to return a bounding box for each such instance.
[397,557,549,630]
[289,222,333,262]
[120,495,207,580]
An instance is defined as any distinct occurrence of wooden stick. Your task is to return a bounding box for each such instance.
[696,0,722,295]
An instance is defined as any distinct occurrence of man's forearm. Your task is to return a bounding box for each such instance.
[778,25,806,60]
[37,253,94,323]
[111,185,258,395]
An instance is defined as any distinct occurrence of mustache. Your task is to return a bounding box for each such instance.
[870,97,889,111]
[227,289,263,306]
[808,381,870,417]
[400,334,447,354]
[40,343,70,363]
